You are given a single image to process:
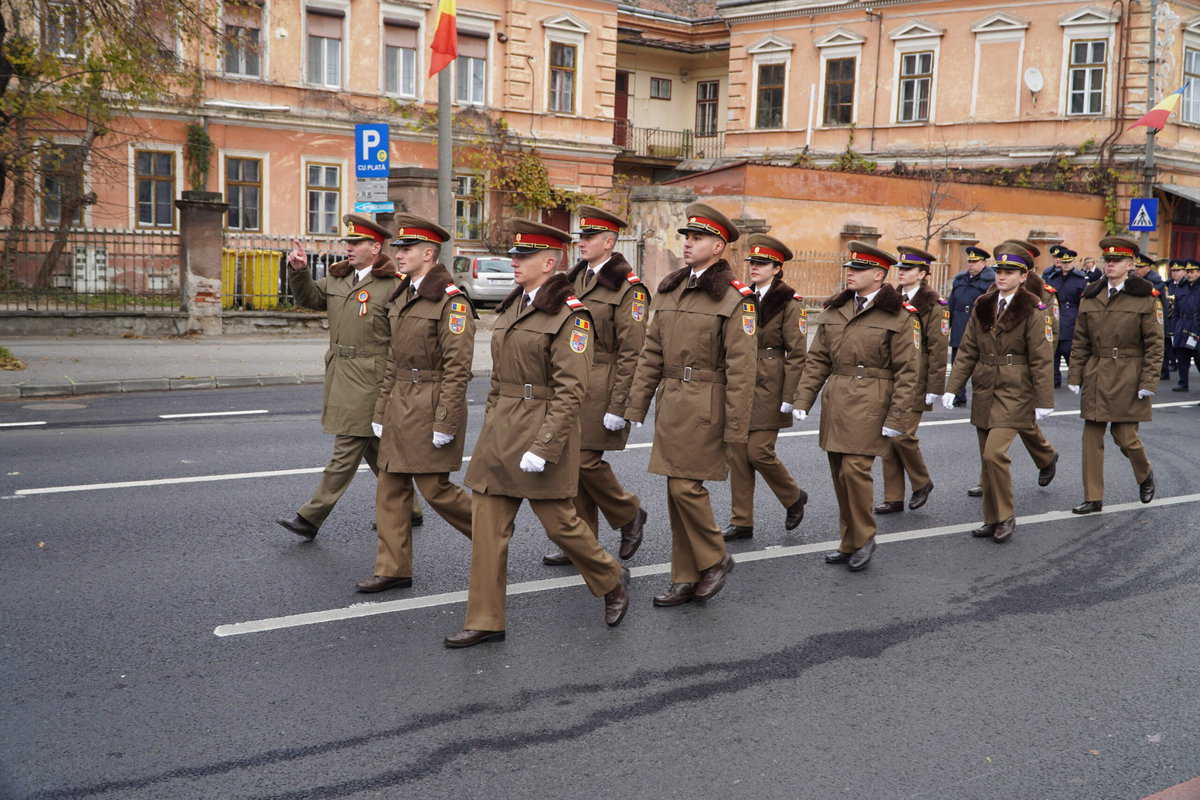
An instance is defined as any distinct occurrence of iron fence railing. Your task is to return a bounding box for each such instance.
[614,123,725,160]
[222,233,346,311]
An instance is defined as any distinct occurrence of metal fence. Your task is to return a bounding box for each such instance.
[615,124,725,160]
[222,233,346,311]
[781,251,955,307]
[0,227,181,311]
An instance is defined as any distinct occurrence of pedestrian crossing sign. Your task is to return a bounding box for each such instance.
[1129,198,1158,231]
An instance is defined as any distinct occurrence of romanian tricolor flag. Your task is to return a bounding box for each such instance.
[428,0,457,77]
[1128,82,1191,132]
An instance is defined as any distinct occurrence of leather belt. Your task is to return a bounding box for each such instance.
[1104,347,1143,359]
[405,368,443,383]
[334,344,386,358]
[832,364,892,379]
[495,381,553,400]
[663,365,726,384]
[758,346,783,354]
[981,354,1027,366]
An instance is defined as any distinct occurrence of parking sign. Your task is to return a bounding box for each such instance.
[355,123,389,179]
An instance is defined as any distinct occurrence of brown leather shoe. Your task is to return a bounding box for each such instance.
[443,629,506,649]
[967,485,983,497]
[542,550,571,566]
[604,567,631,627]
[355,575,413,593]
[1038,454,1059,487]
[619,507,647,559]
[721,524,754,541]
[992,517,1016,543]
[277,514,318,540]
[908,482,934,510]
[971,522,997,538]
[785,490,808,530]
[874,500,904,514]
[652,582,696,607]
[693,554,734,600]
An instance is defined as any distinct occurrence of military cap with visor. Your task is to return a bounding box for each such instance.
[1049,244,1077,261]
[896,245,936,272]
[340,213,392,244]
[745,233,793,265]
[843,240,897,271]
[1099,236,1139,261]
[992,242,1035,271]
[506,219,572,255]
[964,245,991,262]
[389,214,451,247]
[677,203,740,243]
[573,205,628,237]
[1001,238,1042,259]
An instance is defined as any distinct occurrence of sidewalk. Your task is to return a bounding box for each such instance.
[1,325,495,399]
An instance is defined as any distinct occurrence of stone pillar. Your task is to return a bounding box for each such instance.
[175,191,229,336]
[839,223,880,249]
[388,167,440,221]
[939,228,979,293]
[1027,229,1064,273]
[729,216,770,282]
[629,185,696,287]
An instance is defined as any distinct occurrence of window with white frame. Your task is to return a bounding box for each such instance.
[226,157,262,231]
[650,76,672,100]
[135,150,176,228]
[548,42,576,113]
[755,63,785,129]
[43,1,78,58]
[454,32,487,105]
[383,21,417,96]
[306,163,340,235]
[42,145,85,226]
[453,175,482,240]
[223,1,262,77]
[898,51,934,122]
[1185,48,1200,124]
[1068,39,1106,115]
[306,10,343,88]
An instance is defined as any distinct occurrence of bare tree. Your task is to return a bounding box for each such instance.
[900,151,981,251]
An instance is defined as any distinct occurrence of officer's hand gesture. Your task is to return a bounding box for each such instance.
[287,238,308,272]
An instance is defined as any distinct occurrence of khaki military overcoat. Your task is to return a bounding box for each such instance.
[750,278,806,431]
[898,285,950,427]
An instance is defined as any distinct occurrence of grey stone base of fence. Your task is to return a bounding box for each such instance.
[0,373,325,400]
[0,310,328,337]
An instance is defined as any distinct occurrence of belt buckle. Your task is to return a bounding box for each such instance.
[682,366,693,382]
[411,368,420,383]
[522,383,533,400]
[1111,347,1120,359]
[1006,353,1014,366]
[854,364,865,379]
[338,345,353,357]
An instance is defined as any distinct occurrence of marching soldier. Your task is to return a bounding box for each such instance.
[625,204,755,606]
[1068,238,1163,514]
[942,243,1054,543]
[277,215,404,541]
[791,241,919,570]
[361,216,474,593]
[1043,244,1090,388]
[541,206,649,567]
[1134,254,1169,380]
[1165,260,1185,384]
[876,246,945,514]
[948,246,995,406]
[1171,260,1200,391]
[446,221,629,648]
[722,234,808,540]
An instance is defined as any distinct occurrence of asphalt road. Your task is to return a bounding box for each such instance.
[3,382,1200,800]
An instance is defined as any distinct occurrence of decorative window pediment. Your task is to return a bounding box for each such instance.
[816,28,866,48]
[747,35,794,55]
[1060,6,1118,27]
[1184,15,1200,34]
[971,12,1029,34]
[890,21,944,41]
[542,12,589,35]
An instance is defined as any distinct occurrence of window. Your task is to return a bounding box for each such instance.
[898,51,933,122]
[306,163,340,235]
[1068,39,1106,115]
[454,33,487,105]
[453,175,482,240]
[1185,48,1200,124]
[695,80,719,135]
[548,42,576,113]
[224,25,260,76]
[306,11,342,88]
[383,22,418,96]
[823,57,855,125]
[42,145,85,226]
[226,157,262,231]
[650,77,672,100]
[43,1,78,58]
[755,63,785,129]
[135,150,175,228]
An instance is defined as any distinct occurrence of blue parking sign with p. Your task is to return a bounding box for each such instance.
[355,123,389,178]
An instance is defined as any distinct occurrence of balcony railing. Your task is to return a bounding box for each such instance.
[614,122,724,160]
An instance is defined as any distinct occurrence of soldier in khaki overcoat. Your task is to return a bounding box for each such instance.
[791,242,919,571]
[541,206,649,567]
[1067,237,1164,514]
[359,216,474,593]
[877,246,946,514]
[721,233,808,541]
[277,215,405,541]
[625,204,756,607]
[445,221,629,649]
[942,243,1054,543]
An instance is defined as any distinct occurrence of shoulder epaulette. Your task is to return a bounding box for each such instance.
[937,296,948,305]
[1152,288,1161,297]
[625,273,642,284]
[1038,302,1047,309]
[793,292,804,301]
[903,302,919,313]
[730,279,753,296]
[445,284,461,296]
[565,295,585,310]
[1044,285,1057,293]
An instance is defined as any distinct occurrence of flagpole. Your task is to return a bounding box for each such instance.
[1140,0,1159,252]
[438,72,454,258]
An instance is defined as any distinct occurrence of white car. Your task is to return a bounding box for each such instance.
[451,255,515,307]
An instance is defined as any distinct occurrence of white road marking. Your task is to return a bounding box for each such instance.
[158,410,270,419]
[0,421,46,428]
[213,492,1200,638]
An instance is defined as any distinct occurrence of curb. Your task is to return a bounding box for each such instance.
[0,374,326,400]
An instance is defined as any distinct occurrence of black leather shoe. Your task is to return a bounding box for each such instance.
[618,507,647,559]
[1139,472,1155,504]
[355,575,413,593]
[604,568,631,627]
[277,514,318,540]
[971,522,997,538]
[721,524,754,541]
[444,629,505,649]
[953,397,967,407]
[967,485,983,498]
[824,551,852,564]
[992,517,1016,543]
[1038,453,1059,487]
[874,500,904,514]
[542,550,571,566]
[1072,500,1103,514]
[785,491,808,530]
[653,583,696,607]
[1172,386,1189,392]
[908,483,934,510]
[693,554,734,600]
[847,539,876,572]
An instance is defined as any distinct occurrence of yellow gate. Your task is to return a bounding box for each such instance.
[221,249,281,310]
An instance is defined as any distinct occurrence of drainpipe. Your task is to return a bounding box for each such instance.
[865,8,883,152]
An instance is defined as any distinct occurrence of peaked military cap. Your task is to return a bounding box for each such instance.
[1001,238,1042,259]
[340,214,392,244]
[390,214,451,247]
[844,240,897,270]
[1135,251,1156,269]
[993,242,1034,271]
[574,205,627,237]
[745,233,793,264]
[896,245,936,271]
[1099,236,1138,260]
[1186,260,1200,270]
[964,245,990,262]
[677,203,740,243]
[506,219,571,255]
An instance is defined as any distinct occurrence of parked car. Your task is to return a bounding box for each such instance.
[451,255,515,306]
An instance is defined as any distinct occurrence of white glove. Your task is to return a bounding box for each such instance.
[432,431,454,448]
[626,419,643,428]
[602,413,626,431]
[1137,389,1154,400]
[1035,407,1053,421]
[1068,384,1080,395]
[371,422,383,438]
[941,392,956,410]
[882,426,903,438]
[779,402,794,414]
[792,408,808,421]
[924,393,939,407]
[519,451,546,472]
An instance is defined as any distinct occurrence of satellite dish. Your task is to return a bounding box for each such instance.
[1024,67,1044,93]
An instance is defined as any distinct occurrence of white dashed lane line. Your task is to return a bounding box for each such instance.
[158,410,270,419]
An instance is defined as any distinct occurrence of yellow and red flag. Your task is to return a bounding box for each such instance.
[1128,82,1190,132]
[429,0,457,76]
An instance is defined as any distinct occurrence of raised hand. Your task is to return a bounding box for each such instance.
[287,238,308,271]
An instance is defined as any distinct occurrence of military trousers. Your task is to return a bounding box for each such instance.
[1018,424,1058,470]
[465,492,622,632]
[827,452,876,554]
[881,418,932,503]
[1082,421,1152,502]
[1052,343,1071,385]
[726,430,805,526]
[373,471,472,578]
[975,427,1020,524]
[665,477,726,584]
[574,449,640,537]
[298,434,379,527]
